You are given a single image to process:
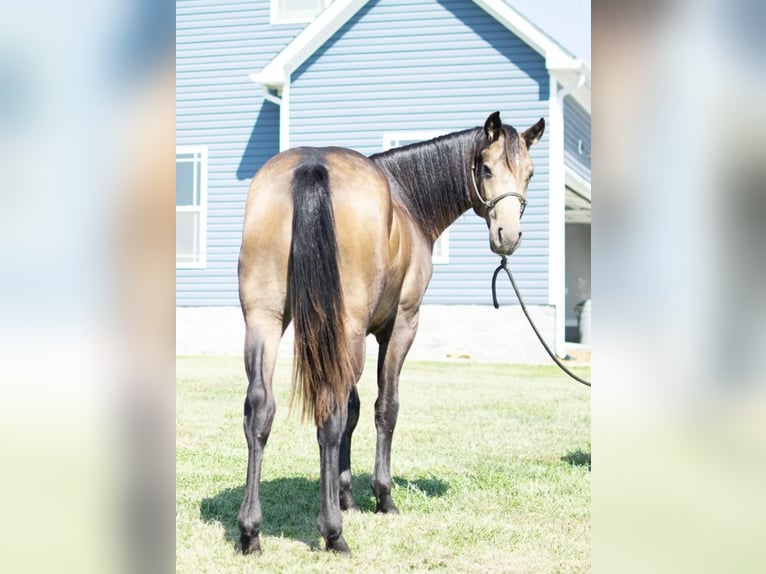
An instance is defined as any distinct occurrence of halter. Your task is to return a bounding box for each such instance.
[470,163,527,217]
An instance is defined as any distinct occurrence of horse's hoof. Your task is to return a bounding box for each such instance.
[326,535,351,554]
[340,494,359,512]
[239,534,262,555]
[375,497,399,514]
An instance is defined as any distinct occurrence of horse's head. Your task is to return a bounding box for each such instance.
[471,112,545,256]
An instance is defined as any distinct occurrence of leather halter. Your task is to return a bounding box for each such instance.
[470,163,527,217]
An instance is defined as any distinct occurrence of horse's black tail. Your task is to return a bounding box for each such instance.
[288,161,354,426]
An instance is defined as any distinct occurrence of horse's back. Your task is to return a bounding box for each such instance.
[239,147,393,328]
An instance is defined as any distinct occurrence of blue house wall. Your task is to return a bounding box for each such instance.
[177,0,558,306]
[563,94,591,181]
[176,1,303,305]
[290,0,550,305]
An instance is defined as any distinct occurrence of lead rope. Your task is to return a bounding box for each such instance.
[491,257,591,387]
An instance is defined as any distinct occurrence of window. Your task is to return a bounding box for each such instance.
[271,0,333,24]
[431,228,450,264]
[176,146,207,268]
[383,132,450,264]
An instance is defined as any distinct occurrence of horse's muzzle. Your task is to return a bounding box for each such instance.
[490,228,522,255]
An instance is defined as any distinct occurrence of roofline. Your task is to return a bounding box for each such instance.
[565,166,592,202]
[551,59,590,113]
[250,0,590,110]
[474,0,573,63]
[250,0,368,88]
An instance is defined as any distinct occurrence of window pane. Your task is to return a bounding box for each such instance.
[433,230,449,264]
[176,211,200,264]
[433,237,444,258]
[277,0,324,21]
[281,0,323,12]
[176,161,195,206]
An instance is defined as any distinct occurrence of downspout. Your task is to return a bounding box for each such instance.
[261,85,282,106]
[251,75,291,152]
[279,82,290,151]
[548,69,586,358]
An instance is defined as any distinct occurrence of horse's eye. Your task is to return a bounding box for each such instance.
[481,165,493,178]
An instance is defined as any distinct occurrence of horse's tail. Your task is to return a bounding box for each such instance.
[288,161,355,426]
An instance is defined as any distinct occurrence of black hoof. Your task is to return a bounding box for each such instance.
[375,497,399,514]
[326,535,351,554]
[340,493,358,512]
[239,533,262,555]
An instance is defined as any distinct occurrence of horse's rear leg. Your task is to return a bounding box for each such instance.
[339,385,360,511]
[317,332,365,552]
[339,333,365,511]
[317,401,350,553]
[237,320,281,555]
[373,310,419,514]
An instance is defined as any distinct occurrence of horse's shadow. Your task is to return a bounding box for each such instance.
[200,473,449,550]
[561,447,591,471]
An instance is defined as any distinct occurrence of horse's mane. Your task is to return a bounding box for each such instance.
[370,125,520,241]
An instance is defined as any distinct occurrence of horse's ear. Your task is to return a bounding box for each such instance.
[484,111,502,142]
[523,118,545,148]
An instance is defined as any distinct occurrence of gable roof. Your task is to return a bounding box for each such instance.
[250,0,590,112]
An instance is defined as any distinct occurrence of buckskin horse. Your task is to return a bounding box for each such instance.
[237,111,545,554]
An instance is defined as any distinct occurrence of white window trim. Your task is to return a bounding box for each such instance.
[432,228,450,265]
[176,145,208,269]
[271,0,333,25]
[383,132,450,265]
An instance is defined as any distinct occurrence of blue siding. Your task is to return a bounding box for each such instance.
[176,0,558,307]
[291,0,550,304]
[563,94,591,181]
[176,0,303,305]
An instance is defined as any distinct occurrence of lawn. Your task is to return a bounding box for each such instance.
[177,356,590,573]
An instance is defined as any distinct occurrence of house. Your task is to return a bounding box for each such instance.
[176,0,591,357]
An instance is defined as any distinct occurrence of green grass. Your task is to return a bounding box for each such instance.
[177,356,590,573]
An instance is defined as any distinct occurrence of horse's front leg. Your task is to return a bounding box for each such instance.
[317,400,351,553]
[372,309,419,514]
